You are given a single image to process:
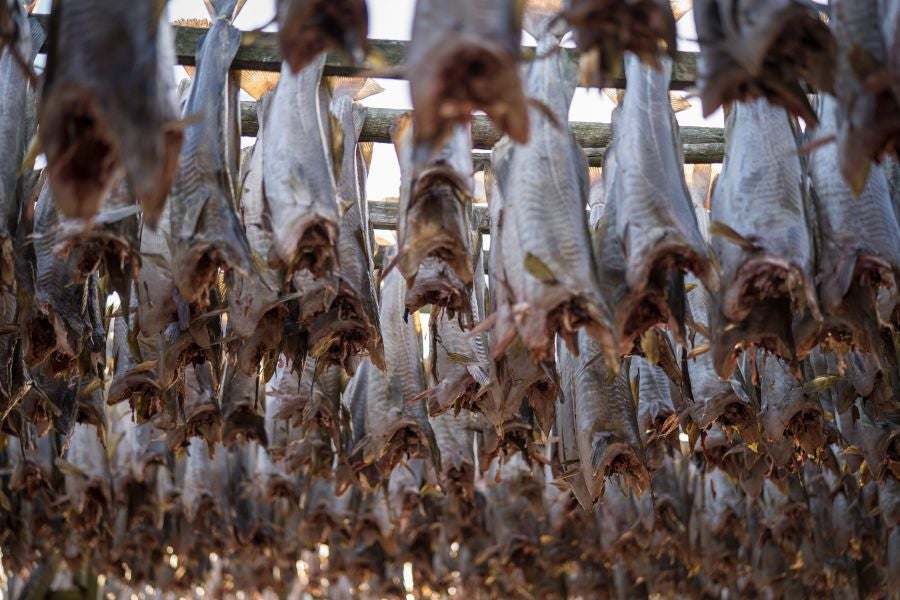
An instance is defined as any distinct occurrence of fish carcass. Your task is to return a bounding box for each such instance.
[406,0,530,153]
[39,0,182,221]
[490,7,616,361]
[709,98,819,378]
[276,0,368,73]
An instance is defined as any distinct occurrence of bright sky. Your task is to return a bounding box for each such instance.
[33,0,724,201]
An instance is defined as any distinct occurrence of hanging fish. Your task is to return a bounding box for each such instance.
[603,53,717,351]
[710,98,819,379]
[276,0,369,74]
[39,1,182,221]
[306,77,385,373]
[264,53,339,281]
[831,0,900,193]
[406,0,530,153]
[692,0,835,125]
[490,6,616,362]
[169,0,252,307]
[564,0,678,88]
[393,115,475,314]
[800,93,900,360]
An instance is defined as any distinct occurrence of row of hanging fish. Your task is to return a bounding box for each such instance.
[2,416,899,598]
[0,0,899,596]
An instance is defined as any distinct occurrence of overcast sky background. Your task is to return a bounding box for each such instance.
[33,0,723,201]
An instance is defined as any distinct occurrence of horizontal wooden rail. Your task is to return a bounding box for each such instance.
[30,15,700,89]
[238,103,726,162]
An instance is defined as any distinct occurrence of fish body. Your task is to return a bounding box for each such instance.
[169,8,251,306]
[63,421,113,538]
[760,354,826,456]
[228,95,290,373]
[221,365,267,446]
[360,262,440,476]
[693,0,835,124]
[564,0,677,87]
[26,184,95,370]
[802,94,900,356]
[0,0,32,289]
[710,98,819,378]
[394,116,475,313]
[684,280,755,428]
[555,336,597,512]
[39,2,181,221]
[276,0,368,73]
[264,55,339,280]
[491,17,616,361]
[407,0,529,152]
[604,54,717,350]
[306,77,384,372]
[832,0,900,192]
[571,333,646,502]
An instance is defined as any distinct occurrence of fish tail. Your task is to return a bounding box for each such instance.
[523,0,566,41]
[203,0,245,21]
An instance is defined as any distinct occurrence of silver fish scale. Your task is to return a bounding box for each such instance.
[713,98,813,296]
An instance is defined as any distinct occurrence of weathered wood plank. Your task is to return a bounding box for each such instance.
[30,16,699,88]
[239,103,726,161]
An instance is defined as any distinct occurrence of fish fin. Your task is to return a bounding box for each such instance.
[669,92,692,113]
[328,77,385,102]
[237,71,280,100]
[603,88,626,107]
[329,111,345,190]
[523,0,566,40]
[708,221,760,252]
[670,0,692,21]
[359,142,375,172]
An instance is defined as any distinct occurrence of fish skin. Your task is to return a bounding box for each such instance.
[63,421,113,539]
[169,11,251,307]
[306,77,384,373]
[394,117,475,301]
[631,356,677,468]
[263,55,339,280]
[181,437,229,523]
[39,2,181,222]
[710,98,819,378]
[360,260,440,477]
[167,361,222,453]
[221,365,267,447]
[801,94,900,357]
[604,53,717,350]
[831,0,900,192]
[882,0,900,108]
[25,183,94,371]
[0,0,31,290]
[564,0,678,88]
[692,0,835,125]
[555,336,597,512]
[571,332,647,502]
[760,354,826,456]
[407,0,530,153]
[491,20,616,362]
[276,0,369,74]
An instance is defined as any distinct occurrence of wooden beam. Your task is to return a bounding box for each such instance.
[29,16,700,88]
[238,103,726,162]
[370,201,491,234]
